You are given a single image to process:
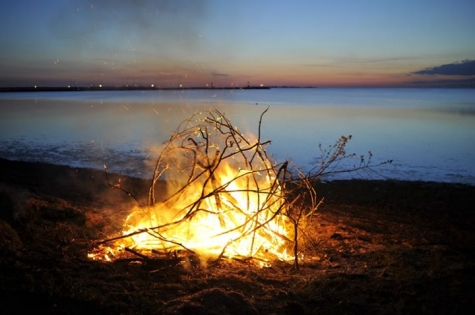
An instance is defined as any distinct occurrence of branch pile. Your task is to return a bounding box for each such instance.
[96,109,317,268]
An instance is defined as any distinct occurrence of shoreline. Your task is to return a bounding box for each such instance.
[0,86,271,93]
[1,157,474,223]
[1,157,473,189]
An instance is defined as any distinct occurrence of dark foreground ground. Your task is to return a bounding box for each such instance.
[1,158,474,314]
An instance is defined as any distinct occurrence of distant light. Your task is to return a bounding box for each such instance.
[260,84,264,87]
[98,84,102,88]
[34,85,37,89]
[179,84,183,88]
[67,85,71,88]
[151,84,155,88]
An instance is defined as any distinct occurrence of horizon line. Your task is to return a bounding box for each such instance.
[1,84,475,92]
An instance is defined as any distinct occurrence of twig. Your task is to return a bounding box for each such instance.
[103,165,142,206]
[124,247,149,259]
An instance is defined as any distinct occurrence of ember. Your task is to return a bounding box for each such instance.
[90,109,316,267]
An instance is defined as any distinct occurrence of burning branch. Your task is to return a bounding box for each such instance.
[92,108,385,271]
[93,109,301,266]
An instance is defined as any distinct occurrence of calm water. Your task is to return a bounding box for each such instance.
[1,88,474,184]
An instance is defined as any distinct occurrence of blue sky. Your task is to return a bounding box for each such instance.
[1,0,474,87]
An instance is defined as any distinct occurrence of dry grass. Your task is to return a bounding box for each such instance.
[1,158,474,314]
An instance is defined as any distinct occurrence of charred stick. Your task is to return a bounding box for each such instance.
[124,247,149,260]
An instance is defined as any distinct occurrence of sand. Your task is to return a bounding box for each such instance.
[0,158,474,314]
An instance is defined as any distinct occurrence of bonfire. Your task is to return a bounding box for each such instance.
[89,109,320,268]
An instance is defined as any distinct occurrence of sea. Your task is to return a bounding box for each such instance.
[1,88,474,185]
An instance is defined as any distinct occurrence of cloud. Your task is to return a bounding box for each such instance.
[412,60,475,76]
[409,77,475,88]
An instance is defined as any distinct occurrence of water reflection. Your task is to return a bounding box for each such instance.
[0,89,474,184]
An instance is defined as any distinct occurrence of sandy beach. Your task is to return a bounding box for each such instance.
[1,157,474,314]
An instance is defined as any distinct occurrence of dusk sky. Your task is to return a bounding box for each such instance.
[1,0,474,88]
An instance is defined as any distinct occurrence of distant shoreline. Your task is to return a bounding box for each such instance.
[0,86,272,93]
[1,86,474,92]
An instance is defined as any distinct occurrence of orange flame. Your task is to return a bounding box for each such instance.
[90,110,295,265]
[124,163,291,261]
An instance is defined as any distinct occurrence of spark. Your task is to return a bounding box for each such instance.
[84,0,94,9]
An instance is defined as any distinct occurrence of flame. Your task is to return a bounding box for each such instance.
[91,159,294,264]
[124,163,291,261]
[90,110,295,265]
